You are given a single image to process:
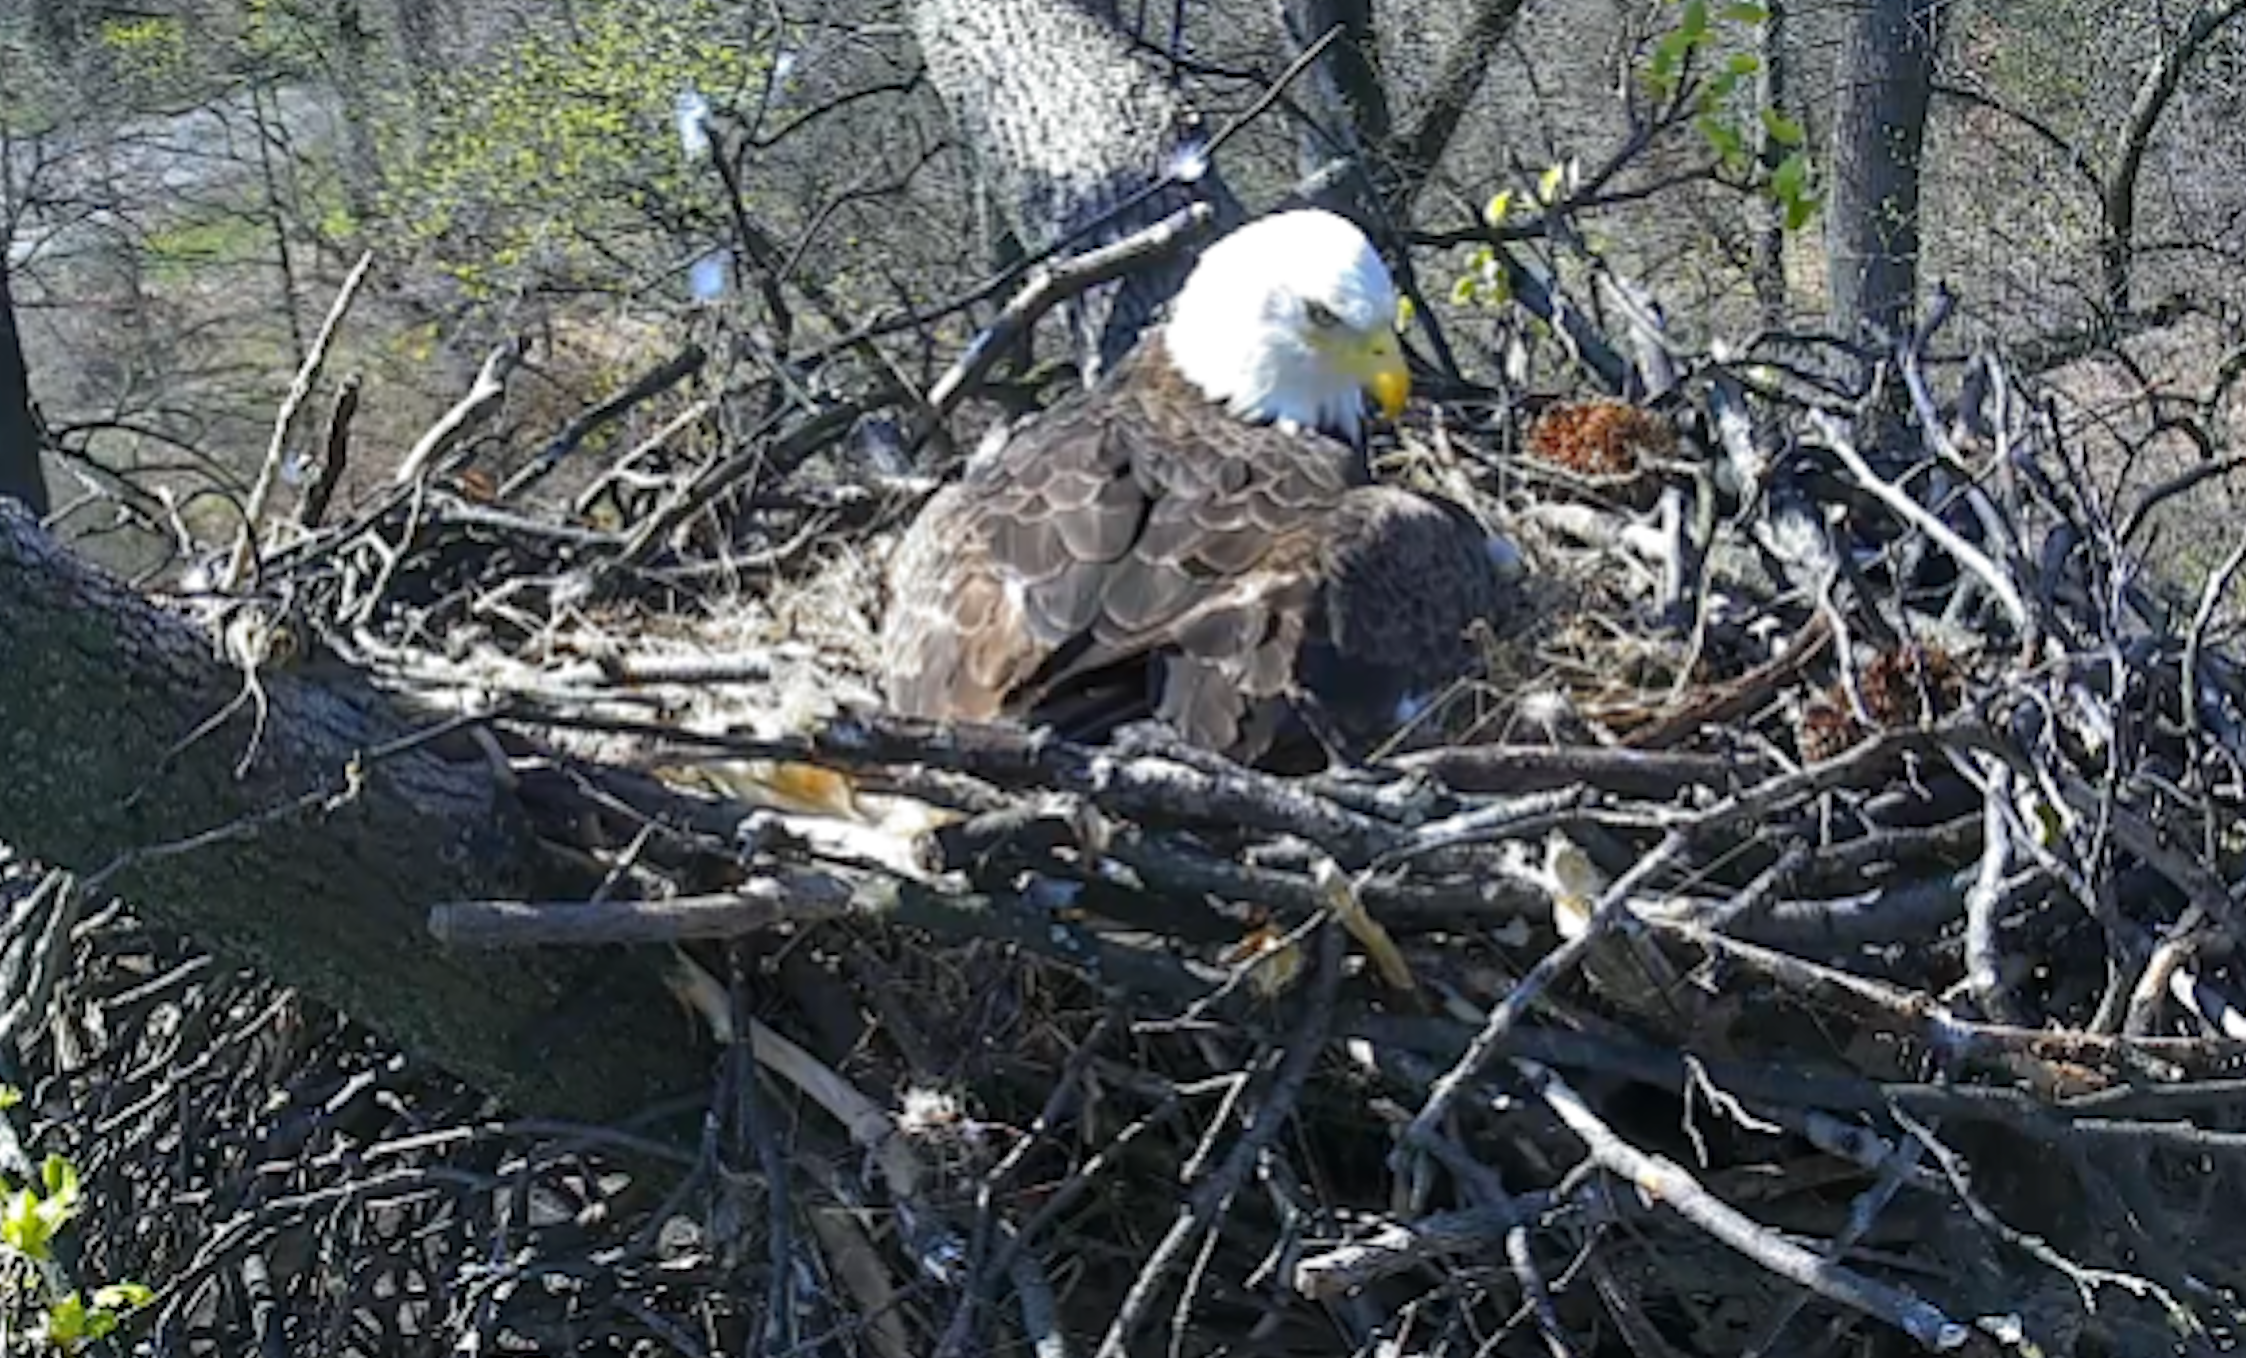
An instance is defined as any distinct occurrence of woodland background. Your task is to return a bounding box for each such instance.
[5,0,2246,1353]
[4,0,2243,577]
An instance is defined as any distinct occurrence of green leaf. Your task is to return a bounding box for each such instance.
[1482,189,1514,227]
[1449,275,1478,306]
[46,1293,89,1344]
[93,1282,155,1311]
[1681,0,1709,37]
[1761,109,1806,147]
[1649,30,1692,85]
[0,1084,22,1110]
[1536,160,1572,205]
[1697,115,1745,164]
[4,1185,53,1260]
[37,1195,74,1236]
[42,1153,79,1208]
[1771,150,1809,197]
[37,1157,81,1246]
[1727,53,1761,76]
[1720,2,1770,21]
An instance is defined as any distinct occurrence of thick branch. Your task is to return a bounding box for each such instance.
[1275,0,1394,216]
[0,505,703,1117]
[1389,0,1530,209]
[391,337,527,485]
[2100,0,2246,315]
[0,260,49,516]
[921,203,1214,426]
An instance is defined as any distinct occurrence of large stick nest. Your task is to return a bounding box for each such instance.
[16,226,2246,1358]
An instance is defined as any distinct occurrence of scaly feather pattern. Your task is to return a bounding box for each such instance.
[881,339,1507,763]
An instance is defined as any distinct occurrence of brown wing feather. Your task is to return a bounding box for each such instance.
[882,484,1029,720]
[881,337,1510,762]
[1296,486,1510,753]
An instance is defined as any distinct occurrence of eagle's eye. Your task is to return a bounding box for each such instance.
[1303,300,1342,330]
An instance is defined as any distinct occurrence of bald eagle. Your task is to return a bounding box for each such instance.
[881,209,1509,766]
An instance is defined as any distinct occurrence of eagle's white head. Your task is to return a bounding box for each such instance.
[1161,209,1408,440]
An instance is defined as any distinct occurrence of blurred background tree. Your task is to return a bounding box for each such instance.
[1,0,2241,575]
[5,2,2246,1351]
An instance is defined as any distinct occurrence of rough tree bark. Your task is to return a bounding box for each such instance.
[1825,0,1941,456]
[1826,0,1939,343]
[0,263,49,516]
[328,0,388,231]
[1747,0,1790,329]
[0,504,702,1116]
[1275,0,1394,219]
[910,0,1243,381]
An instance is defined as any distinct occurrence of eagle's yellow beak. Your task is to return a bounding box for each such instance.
[1334,331,1411,420]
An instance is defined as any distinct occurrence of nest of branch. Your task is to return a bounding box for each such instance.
[26,242,2246,1358]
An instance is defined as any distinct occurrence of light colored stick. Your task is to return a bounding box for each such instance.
[224,249,374,588]
[428,872,864,948]
[1808,409,2032,635]
[1522,1059,1969,1351]
[921,202,1215,424]
[391,337,528,485]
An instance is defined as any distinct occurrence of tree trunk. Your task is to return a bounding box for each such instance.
[392,0,449,108]
[0,263,49,517]
[0,504,703,1117]
[1825,0,1940,457]
[329,0,388,230]
[1274,0,1394,221]
[2098,0,2246,318]
[1826,0,1939,342]
[910,0,1242,383]
[1747,0,1790,329]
